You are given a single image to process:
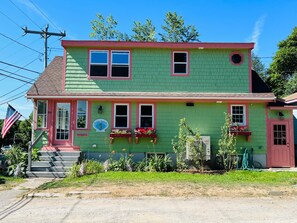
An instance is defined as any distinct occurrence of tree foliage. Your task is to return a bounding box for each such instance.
[131,19,156,42]
[267,27,297,97]
[160,12,199,42]
[252,52,267,80]
[90,12,200,43]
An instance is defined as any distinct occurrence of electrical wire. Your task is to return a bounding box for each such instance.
[0,60,40,74]
[8,0,42,30]
[0,10,22,29]
[0,83,29,98]
[0,32,43,55]
[0,88,28,102]
[0,72,33,84]
[0,68,36,81]
[0,94,26,105]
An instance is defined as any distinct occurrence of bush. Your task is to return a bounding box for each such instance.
[67,160,104,178]
[4,146,27,177]
[109,156,134,172]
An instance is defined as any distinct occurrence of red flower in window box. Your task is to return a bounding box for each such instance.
[229,125,252,141]
[134,127,157,144]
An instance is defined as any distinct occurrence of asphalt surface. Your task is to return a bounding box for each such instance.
[1,196,297,223]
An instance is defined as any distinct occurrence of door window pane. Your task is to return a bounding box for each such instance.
[273,124,286,145]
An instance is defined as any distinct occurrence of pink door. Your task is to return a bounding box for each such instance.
[270,121,291,167]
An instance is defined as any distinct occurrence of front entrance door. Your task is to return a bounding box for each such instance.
[270,121,291,167]
[54,103,71,145]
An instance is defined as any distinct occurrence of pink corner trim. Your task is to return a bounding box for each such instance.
[62,49,66,92]
[248,50,252,92]
[230,51,244,66]
[62,40,254,50]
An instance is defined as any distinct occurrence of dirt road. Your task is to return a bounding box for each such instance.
[1,196,297,223]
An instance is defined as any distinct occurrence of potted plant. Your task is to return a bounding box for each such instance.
[109,129,132,144]
[134,127,157,144]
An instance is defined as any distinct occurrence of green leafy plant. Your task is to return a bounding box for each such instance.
[67,160,104,178]
[32,148,40,161]
[4,146,27,177]
[147,154,173,172]
[217,113,237,170]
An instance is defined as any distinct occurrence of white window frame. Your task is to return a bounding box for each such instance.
[231,104,246,126]
[173,51,188,75]
[76,100,88,129]
[36,100,48,129]
[111,50,130,78]
[139,104,154,128]
[89,50,109,77]
[114,103,129,128]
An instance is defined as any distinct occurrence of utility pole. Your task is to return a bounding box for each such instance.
[23,24,66,68]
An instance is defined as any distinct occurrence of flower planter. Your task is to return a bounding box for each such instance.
[109,134,132,144]
[135,133,157,144]
[230,131,252,141]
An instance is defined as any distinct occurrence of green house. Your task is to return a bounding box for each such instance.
[26,40,295,169]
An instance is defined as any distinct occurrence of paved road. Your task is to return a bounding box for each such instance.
[1,196,297,223]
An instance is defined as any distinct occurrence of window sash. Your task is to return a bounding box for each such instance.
[90,50,108,77]
[111,51,129,77]
[173,52,188,74]
[139,104,154,128]
[114,104,129,128]
[231,105,246,125]
[37,100,47,128]
[76,101,87,129]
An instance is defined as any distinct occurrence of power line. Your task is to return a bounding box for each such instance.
[8,0,42,30]
[0,60,40,74]
[0,83,28,98]
[29,0,62,32]
[0,32,43,55]
[0,89,28,102]
[0,10,22,28]
[0,68,36,81]
[0,72,33,84]
[0,94,26,105]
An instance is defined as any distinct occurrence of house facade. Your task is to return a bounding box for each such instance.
[26,40,295,168]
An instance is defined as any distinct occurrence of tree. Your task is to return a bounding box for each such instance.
[160,12,199,42]
[252,53,267,80]
[267,27,297,97]
[90,14,129,41]
[131,19,156,42]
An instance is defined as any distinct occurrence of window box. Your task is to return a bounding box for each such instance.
[134,128,157,144]
[230,126,252,141]
[109,129,132,144]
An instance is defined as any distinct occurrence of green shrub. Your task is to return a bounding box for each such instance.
[109,156,134,171]
[147,154,173,172]
[67,160,104,178]
[4,146,27,177]
[32,148,40,161]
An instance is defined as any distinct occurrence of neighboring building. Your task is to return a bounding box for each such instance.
[26,40,296,168]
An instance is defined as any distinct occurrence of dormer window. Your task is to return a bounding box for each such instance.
[90,50,108,77]
[172,51,189,76]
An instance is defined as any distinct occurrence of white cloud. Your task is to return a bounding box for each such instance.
[248,15,266,53]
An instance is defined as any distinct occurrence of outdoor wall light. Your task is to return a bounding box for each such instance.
[278,111,284,120]
[98,105,103,114]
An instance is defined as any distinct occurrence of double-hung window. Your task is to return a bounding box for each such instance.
[89,50,108,77]
[173,51,188,75]
[37,100,47,128]
[76,100,87,129]
[114,104,129,128]
[231,105,246,126]
[139,104,154,128]
[111,51,130,78]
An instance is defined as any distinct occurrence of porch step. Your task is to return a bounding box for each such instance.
[42,146,80,151]
[27,151,81,178]
[27,171,67,178]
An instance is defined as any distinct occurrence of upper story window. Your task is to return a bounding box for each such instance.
[231,105,246,126]
[37,100,47,128]
[139,104,154,128]
[114,104,129,128]
[76,100,87,129]
[90,50,108,77]
[230,52,244,66]
[172,51,188,75]
[111,51,130,78]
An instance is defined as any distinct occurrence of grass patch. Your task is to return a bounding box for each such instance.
[38,171,297,190]
[0,176,24,191]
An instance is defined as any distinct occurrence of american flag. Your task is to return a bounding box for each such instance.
[1,105,22,139]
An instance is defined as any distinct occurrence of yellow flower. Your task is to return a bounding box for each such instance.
[111,150,115,154]
[122,148,126,152]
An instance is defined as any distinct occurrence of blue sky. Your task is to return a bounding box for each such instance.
[0,0,296,119]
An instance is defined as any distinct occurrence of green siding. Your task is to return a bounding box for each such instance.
[268,109,291,119]
[72,102,267,156]
[65,48,250,93]
[34,130,48,149]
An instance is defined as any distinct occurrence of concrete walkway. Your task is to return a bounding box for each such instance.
[0,178,54,218]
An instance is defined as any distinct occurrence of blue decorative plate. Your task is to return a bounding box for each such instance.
[93,119,109,132]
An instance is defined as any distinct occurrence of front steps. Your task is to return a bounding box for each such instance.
[27,151,81,178]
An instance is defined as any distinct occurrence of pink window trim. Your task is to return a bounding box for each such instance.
[88,49,132,80]
[73,100,91,130]
[111,102,132,129]
[229,51,244,66]
[171,51,190,76]
[248,50,252,92]
[228,103,249,127]
[136,103,157,129]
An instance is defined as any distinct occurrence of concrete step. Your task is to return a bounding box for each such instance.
[39,156,80,161]
[30,166,71,172]
[32,161,75,167]
[27,171,67,178]
[39,151,81,157]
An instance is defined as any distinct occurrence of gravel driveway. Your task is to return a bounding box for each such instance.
[1,196,297,223]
